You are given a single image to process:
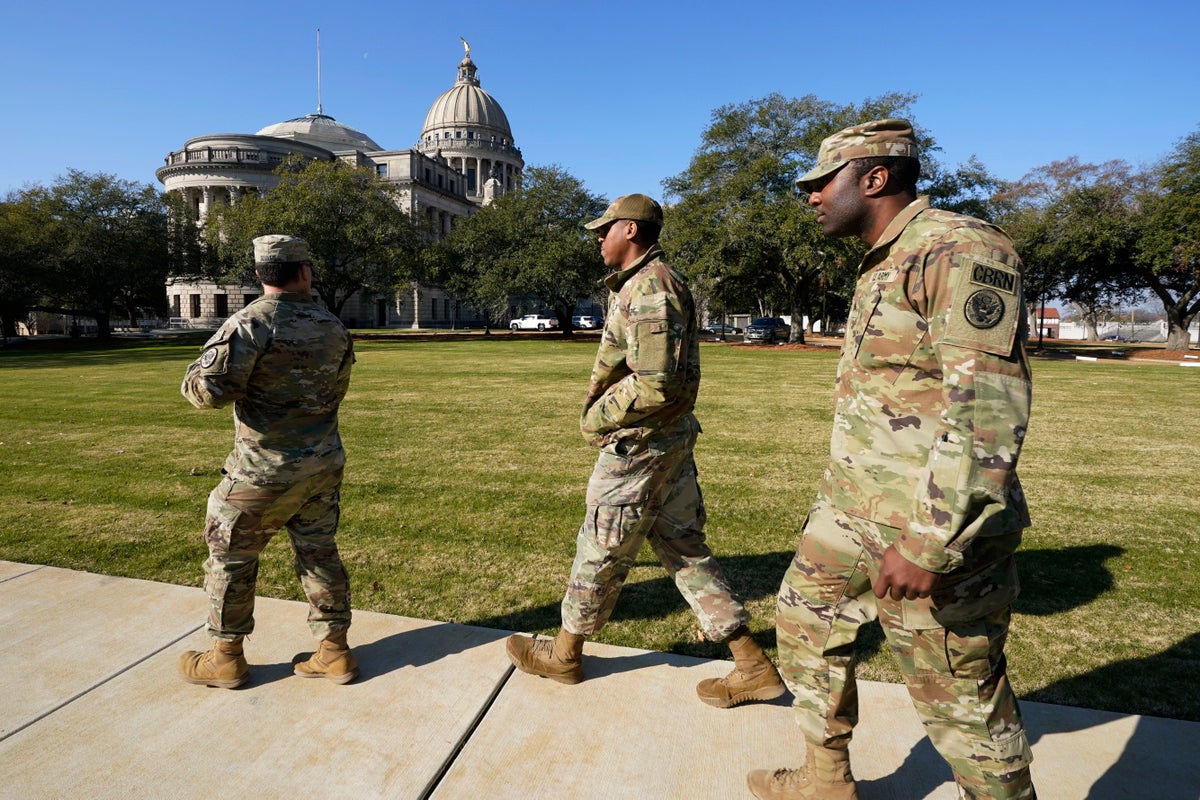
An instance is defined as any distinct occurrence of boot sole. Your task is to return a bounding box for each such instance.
[180,674,248,689]
[698,681,786,709]
[294,667,359,684]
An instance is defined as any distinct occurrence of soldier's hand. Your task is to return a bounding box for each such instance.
[873,545,938,601]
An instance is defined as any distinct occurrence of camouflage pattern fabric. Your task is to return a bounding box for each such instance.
[563,245,749,641]
[203,470,350,640]
[778,502,1033,799]
[779,198,1035,798]
[562,419,750,640]
[182,291,354,486]
[182,291,355,641]
[822,197,1032,573]
[580,244,700,447]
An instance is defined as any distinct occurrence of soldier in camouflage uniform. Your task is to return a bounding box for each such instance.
[748,121,1037,800]
[177,235,358,689]
[506,194,785,708]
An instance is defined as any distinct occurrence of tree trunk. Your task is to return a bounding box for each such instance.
[94,311,112,340]
[1165,312,1195,350]
[788,300,806,345]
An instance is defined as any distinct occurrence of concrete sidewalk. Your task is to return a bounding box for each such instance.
[0,561,1195,799]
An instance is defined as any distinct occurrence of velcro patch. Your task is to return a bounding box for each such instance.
[942,255,1022,356]
[968,258,1018,295]
[197,338,232,375]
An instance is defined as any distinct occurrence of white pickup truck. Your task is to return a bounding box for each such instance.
[509,314,559,331]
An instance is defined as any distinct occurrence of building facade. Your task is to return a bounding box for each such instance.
[156,45,523,330]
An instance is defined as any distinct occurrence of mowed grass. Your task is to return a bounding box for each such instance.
[1,335,1197,720]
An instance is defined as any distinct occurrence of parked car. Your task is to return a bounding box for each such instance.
[743,316,790,344]
[509,314,559,331]
[572,315,604,330]
[702,321,743,336]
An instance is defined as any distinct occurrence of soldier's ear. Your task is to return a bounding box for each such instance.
[862,165,890,198]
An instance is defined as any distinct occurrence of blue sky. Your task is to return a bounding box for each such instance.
[2,0,1197,205]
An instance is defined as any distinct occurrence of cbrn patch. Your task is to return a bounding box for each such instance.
[942,252,1022,356]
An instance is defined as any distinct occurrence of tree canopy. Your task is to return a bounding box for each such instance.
[203,158,424,315]
[1134,129,1200,349]
[660,92,1002,342]
[431,164,607,333]
[1,170,170,339]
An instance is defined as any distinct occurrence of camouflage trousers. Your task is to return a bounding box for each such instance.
[777,500,1035,800]
[561,420,750,641]
[201,468,351,642]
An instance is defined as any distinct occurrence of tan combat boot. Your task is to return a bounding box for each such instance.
[696,627,786,708]
[178,637,248,689]
[505,629,585,684]
[293,630,359,684]
[747,745,858,800]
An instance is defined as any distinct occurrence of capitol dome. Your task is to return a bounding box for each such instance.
[415,44,522,204]
[256,112,382,152]
[421,55,513,142]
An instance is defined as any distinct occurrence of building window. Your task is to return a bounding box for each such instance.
[243,294,258,307]
[467,131,474,139]
[430,298,438,320]
[171,295,181,316]
[376,164,388,177]
[437,175,443,188]
[444,298,451,319]
[189,294,201,317]
[455,131,461,139]
[424,168,431,182]
[467,168,477,192]
[214,294,228,318]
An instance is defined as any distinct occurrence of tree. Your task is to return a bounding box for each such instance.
[661,92,999,343]
[998,159,1143,343]
[204,158,423,316]
[434,164,607,334]
[34,170,169,339]
[0,192,55,339]
[1134,129,1200,350]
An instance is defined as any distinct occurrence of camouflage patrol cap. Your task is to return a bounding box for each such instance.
[796,119,919,190]
[253,234,311,264]
[583,194,664,231]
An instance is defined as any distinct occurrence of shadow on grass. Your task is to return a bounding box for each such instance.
[0,333,209,369]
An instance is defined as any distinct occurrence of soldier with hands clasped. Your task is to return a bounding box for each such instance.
[748,121,1037,800]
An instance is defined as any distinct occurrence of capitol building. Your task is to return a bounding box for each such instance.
[156,43,523,329]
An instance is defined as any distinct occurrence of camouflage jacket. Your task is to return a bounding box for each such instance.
[181,292,354,485]
[580,245,701,445]
[821,197,1032,573]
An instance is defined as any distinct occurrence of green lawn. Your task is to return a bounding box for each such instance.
[1,335,1197,720]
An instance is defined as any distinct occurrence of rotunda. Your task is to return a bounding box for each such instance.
[415,42,523,203]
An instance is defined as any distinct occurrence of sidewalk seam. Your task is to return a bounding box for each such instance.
[0,623,204,743]
[418,660,518,799]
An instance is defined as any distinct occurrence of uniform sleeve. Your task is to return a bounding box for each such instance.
[335,336,355,402]
[180,319,266,410]
[894,229,1032,573]
[580,279,687,438]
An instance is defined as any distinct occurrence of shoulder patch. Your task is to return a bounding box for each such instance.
[942,255,1022,356]
[196,338,232,375]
